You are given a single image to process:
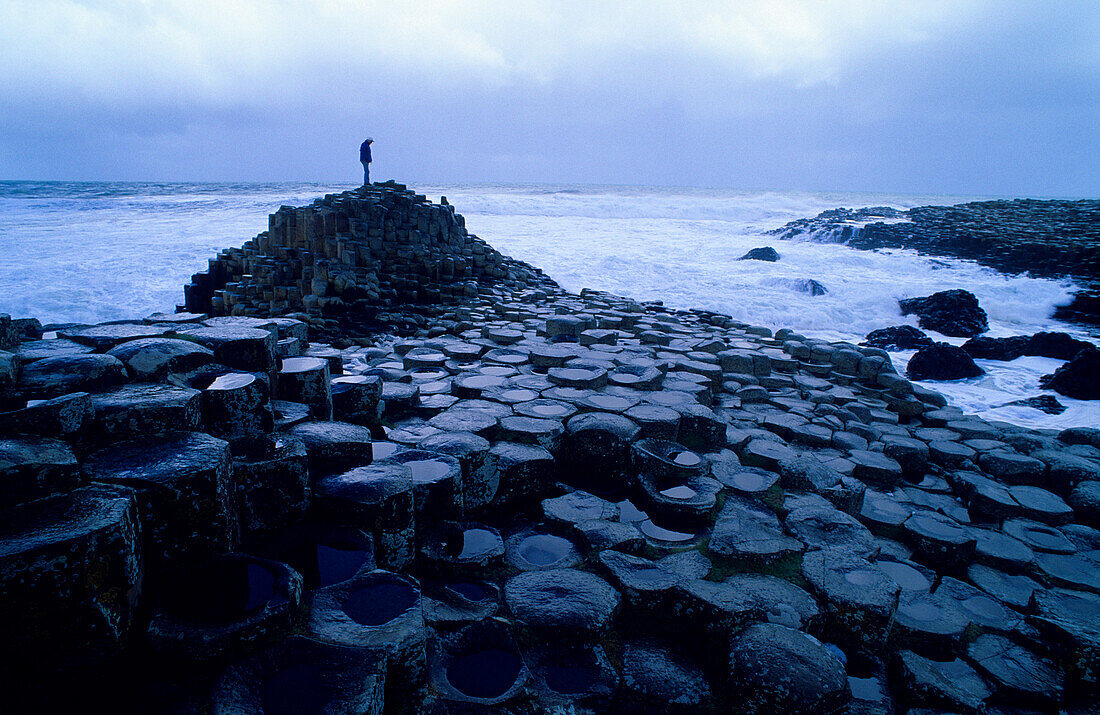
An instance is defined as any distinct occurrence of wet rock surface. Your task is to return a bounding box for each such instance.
[4,187,1100,712]
[899,289,989,338]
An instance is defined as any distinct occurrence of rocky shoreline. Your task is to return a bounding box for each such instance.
[770,199,1100,324]
[2,185,1099,713]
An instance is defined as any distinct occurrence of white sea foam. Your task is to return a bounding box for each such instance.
[1,181,1095,430]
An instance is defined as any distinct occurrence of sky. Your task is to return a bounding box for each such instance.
[1,0,1097,196]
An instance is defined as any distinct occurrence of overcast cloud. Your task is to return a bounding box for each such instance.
[1,0,1096,195]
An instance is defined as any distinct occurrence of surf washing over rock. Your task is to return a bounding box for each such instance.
[2,184,1099,713]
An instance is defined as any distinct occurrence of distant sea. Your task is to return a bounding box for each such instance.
[1,180,1096,430]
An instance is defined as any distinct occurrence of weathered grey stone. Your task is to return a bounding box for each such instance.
[277,356,331,419]
[505,568,619,637]
[17,353,127,399]
[618,639,711,713]
[285,420,374,476]
[709,496,803,563]
[730,623,850,714]
[89,383,202,439]
[891,650,990,713]
[107,337,214,380]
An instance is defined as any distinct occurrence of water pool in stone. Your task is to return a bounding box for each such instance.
[530,404,569,417]
[847,676,884,703]
[659,485,698,500]
[207,372,254,390]
[242,564,278,614]
[731,471,772,492]
[669,450,702,467]
[587,395,631,411]
[406,459,451,482]
[545,662,597,695]
[456,528,499,560]
[639,519,695,543]
[902,599,947,623]
[618,499,648,523]
[343,582,416,626]
[447,648,522,700]
[447,581,492,602]
[878,561,930,591]
[371,441,399,460]
[501,389,538,401]
[844,569,882,587]
[517,534,573,567]
[315,544,370,587]
[261,663,332,715]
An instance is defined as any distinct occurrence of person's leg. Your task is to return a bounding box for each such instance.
[362,161,369,185]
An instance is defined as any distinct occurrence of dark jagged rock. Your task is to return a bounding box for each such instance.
[963,331,1094,362]
[1041,345,1100,400]
[146,553,303,661]
[618,639,711,713]
[906,342,984,381]
[739,246,780,262]
[770,199,1100,284]
[107,336,214,380]
[863,325,934,351]
[0,435,80,508]
[1004,394,1066,414]
[899,289,988,337]
[17,352,128,399]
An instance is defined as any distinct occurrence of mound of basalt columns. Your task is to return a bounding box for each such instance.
[4,188,1100,713]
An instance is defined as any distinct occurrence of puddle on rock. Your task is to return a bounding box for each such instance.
[517,534,573,567]
[659,485,698,500]
[447,649,522,700]
[407,460,451,483]
[343,582,417,626]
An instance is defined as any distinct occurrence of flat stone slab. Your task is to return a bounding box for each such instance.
[504,568,620,636]
[89,383,202,438]
[107,337,214,380]
[59,322,173,350]
[708,496,803,563]
[17,353,127,398]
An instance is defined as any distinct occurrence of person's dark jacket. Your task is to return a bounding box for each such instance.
[360,141,372,163]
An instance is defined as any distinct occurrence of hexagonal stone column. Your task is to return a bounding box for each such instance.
[200,372,274,451]
[0,435,80,509]
[233,436,310,540]
[0,483,142,673]
[277,356,332,419]
[83,431,237,582]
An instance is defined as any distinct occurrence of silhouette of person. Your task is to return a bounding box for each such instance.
[360,138,373,185]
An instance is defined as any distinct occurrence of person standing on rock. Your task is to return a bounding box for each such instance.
[360,138,373,185]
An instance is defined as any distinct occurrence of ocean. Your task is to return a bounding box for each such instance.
[1,180,1096,430]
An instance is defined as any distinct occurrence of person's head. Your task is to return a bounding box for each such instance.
[366,137,374,144]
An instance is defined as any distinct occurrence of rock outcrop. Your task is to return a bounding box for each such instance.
[899,289,989,338]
